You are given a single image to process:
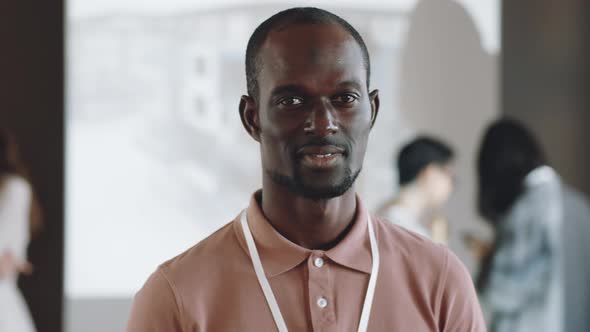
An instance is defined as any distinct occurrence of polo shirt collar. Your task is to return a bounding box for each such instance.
[234,191,373,278]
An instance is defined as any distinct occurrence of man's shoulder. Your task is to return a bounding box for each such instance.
[373,215,468,284]
[156,218,245,285]
[374,215,446,262]
[129,218,248,330]
[373,216,484,328]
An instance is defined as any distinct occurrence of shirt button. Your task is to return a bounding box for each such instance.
[313,257,325,268]
[317,297,328,309]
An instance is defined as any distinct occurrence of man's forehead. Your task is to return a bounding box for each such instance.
[262,23,356,59]
[257,23,366,87]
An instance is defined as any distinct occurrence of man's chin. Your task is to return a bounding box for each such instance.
[267,168,360,200]
[297,184,351,200]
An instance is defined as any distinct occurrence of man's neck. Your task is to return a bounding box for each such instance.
[260,180,358,250]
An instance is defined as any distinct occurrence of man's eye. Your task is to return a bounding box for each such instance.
[279,97,304,106]
[333,94,358,104]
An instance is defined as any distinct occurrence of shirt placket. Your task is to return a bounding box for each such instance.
[307,250,336,332]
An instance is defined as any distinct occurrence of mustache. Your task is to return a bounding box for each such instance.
[292,136,351,157]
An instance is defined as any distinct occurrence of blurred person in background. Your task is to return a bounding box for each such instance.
[0,128,41,332]
[472,118,562,332]
[559,171,590,332]
[377,136,455,244]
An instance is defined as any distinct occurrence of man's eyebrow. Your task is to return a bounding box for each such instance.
[336,80,363,91]
[269,84,306,97]
[269,80,364,97]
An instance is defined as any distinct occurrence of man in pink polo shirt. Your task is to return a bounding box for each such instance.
[127,7,486,332]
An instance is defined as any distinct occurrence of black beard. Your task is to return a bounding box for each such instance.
[267,166,361,200]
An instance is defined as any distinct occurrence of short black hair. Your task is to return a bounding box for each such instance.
[245,7,371,101]
[397,136,454,186]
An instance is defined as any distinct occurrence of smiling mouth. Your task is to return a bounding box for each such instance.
[300,152,344,169]
[295,143,347,169]
[311,153,336,158]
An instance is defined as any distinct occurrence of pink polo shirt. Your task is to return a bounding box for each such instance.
[127,192,485,331]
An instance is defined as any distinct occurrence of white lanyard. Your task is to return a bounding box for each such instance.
[240,209,380,332]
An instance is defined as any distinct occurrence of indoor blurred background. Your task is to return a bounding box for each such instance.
[0,0,588,331]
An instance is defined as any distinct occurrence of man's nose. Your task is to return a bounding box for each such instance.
[303,99,339,136]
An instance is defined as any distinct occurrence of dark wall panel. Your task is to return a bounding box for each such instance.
[502,0,590,195]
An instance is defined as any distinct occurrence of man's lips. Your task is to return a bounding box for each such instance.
[296,145,346,169]
[296,145,346,156]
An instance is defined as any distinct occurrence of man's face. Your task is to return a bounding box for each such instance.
[244,23,379,200]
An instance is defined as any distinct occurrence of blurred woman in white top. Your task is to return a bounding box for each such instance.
[0,128,41,332]
[377,136,455,243]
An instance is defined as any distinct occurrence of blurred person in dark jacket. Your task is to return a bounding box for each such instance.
[471,118,590,332]
[559,184,590,332]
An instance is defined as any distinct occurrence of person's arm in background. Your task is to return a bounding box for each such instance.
[0,176,33,279]
[0,251,32,278]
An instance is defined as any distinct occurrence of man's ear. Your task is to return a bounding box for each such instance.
[369,89,380,129]
[239,95,261,142]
